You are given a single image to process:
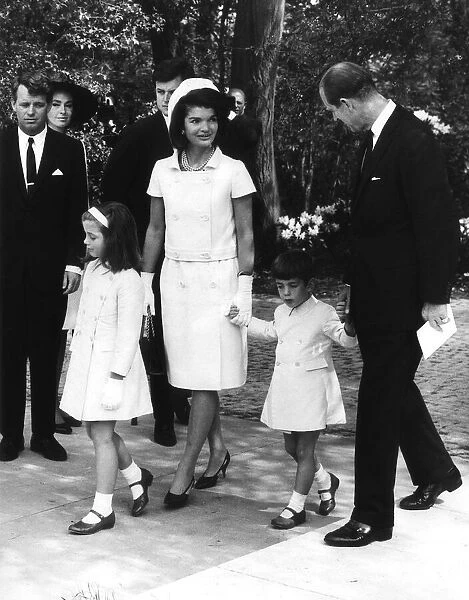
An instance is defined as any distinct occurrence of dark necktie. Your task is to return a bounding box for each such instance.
[26,137,37,195]
[361,130,373,174]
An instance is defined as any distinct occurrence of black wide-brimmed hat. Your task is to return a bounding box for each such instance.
[49,79,98,127]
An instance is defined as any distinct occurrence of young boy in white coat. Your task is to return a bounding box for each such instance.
[230,250,358,529]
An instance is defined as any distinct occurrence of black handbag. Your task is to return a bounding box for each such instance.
[139,307,165,376]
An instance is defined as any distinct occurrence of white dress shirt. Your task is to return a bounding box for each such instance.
[370,99,396,147]
[17,125,47,186]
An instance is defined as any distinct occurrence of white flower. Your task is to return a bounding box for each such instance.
[281,229,293,240]
[414,109,451,135]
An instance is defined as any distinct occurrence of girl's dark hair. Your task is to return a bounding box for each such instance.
[169,88,231,150]
[82,202,141,273]
[271,250,314,284]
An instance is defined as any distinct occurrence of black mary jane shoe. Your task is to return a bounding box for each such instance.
[130,468,154,517]
[195,451,230,490]
[271,507,306,530]
[318,472,340,516]
[164,477,195,509]
[324,520,392,547]
[68,510,115,535]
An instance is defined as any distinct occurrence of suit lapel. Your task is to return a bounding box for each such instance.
[9,129,28,202]
[353,105,405,209]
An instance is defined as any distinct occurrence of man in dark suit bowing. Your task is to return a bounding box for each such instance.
[101,57,194,447]
[319,62,461,547]
[0,71,87,462]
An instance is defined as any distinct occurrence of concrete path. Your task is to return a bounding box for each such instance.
[1,414,467,600]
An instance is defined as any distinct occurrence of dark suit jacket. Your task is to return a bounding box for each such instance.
[0,127,87,296]
[219,113,261,177]
[101,112,173,249]
[348,105,459,331]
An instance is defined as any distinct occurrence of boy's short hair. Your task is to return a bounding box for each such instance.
[152,57,195,86]
[271,249,314,284]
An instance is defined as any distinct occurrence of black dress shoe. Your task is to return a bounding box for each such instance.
[0,437,25,462]
[271,507,306,530]
[30,435,67,461]
[55,422,73,435]
[174,401,191,425]
[130,468,154,517]
[153,423,177,447]
[318,472,340,516]
[195,451,230,489]
[68,510,115,535]
[400,467,462,510]
[324,520,393,547]
[164,477,195,509]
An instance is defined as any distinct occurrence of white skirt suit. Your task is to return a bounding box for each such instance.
[248,296,358,431]
[147,147,256,390]
[60,260,152,421]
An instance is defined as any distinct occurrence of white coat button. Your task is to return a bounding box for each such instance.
[201,215,209,221]
[209,282,216,288]
[174,252,180,259]
[179,281,185,288]
[297,339,302,344]
[202,176,210,183]
[278,339,283,344]
[295,362,300,367]
[275,361,280,366]
[172,214,179,220]
[200,252,210,259]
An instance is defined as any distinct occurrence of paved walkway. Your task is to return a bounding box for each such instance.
[1,296,468,599]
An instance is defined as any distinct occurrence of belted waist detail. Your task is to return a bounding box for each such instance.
[165,244,237,262]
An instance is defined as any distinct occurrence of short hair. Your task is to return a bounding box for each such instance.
[11,71,50,101]
[152,57,195,86]
[82,202,141,273]
[169,88,231,150]
[229,88,246,100]
[320,62,376,107]
[271,250,314,284]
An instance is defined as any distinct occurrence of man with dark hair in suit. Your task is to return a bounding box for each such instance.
[101,57,194,447]
[0,71,88,462]
[319,62,461,546]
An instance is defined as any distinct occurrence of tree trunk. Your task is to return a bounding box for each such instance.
[231,0,285,226]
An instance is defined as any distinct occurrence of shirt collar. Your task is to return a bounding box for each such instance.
[370,99,396,145]
[287,294,318,316]
[18,124,48,147]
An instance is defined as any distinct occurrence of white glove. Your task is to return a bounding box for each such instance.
[229,274,253,327]
[141,272,155,315]
[101,378,124,411]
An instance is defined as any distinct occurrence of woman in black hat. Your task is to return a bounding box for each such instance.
[47,78,97,434]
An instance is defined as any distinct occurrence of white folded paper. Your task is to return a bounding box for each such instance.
[417,304,456,360]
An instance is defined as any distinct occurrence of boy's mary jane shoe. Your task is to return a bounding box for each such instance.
[68,510,115,535]
[318,472,340,516]
[271,507,306,530]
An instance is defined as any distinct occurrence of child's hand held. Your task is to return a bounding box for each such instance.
[101,378,124,410]
[227,305,240,320]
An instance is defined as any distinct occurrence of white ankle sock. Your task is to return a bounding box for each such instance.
[81,492,113,524]
[280,490,307,517]
[314,464,332,500]
[121,461,143,499]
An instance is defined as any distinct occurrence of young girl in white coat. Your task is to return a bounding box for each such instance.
[60,203,153,535]
[230,250,358,529]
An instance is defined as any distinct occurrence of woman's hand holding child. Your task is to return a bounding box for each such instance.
[228,274,253,327]
[336,286,356,337]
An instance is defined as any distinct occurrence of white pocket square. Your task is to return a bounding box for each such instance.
[52,169,63,176]
[371,176,381,181]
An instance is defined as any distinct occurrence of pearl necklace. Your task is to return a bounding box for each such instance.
[181,147,215,171]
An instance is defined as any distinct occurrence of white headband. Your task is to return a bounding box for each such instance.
[88,206,109,228]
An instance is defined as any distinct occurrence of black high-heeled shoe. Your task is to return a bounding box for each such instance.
[195,450,230,490]
[164,477,195,509]
[130,467,154,517]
